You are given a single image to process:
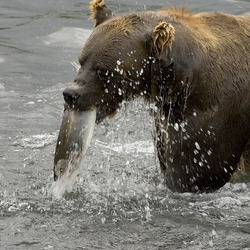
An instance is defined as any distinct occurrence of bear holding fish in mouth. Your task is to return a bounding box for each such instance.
[54,0,250,192]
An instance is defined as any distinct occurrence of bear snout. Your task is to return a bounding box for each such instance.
[63,87,81,107]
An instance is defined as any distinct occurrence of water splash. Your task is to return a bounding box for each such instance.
[51,164,79,199]
[13,132,57,149]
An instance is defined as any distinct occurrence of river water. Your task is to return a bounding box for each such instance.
[1,0,250,249]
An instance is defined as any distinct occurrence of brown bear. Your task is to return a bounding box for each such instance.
[53,0,250,192]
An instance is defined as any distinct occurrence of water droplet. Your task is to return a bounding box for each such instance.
[118,88,122,96]
[194,150,199,155]
[173,123,179,131]
[195,142,201,150]
[211,229,218,238]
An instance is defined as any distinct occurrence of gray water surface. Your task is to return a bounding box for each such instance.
[1,0,250,249]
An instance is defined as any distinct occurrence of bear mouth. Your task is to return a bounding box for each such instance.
[96,104,118,124]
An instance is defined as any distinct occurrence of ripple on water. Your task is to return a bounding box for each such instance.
[12,132,58,149]
[43,27,91,48]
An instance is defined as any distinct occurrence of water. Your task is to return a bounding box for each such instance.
[1,0,250,249]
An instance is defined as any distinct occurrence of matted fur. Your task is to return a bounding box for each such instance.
[153,22,175,58]
[89,0,113,26]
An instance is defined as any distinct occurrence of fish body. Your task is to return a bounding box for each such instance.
[53,108,96,180]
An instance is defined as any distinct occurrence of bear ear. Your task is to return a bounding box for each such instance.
[89,0,114,27]
[152,22,175,59]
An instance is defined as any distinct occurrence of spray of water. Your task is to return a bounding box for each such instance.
[51,162,79,199]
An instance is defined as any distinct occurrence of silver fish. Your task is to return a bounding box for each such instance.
[53,107,96,181]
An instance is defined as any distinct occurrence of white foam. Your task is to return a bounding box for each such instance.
[93,140,154,155]
[13,132,58,149]
[51,166,78,199]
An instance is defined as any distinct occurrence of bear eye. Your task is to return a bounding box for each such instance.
[96,69,102,77]
[96,69,110,80]
[96,69,104,82]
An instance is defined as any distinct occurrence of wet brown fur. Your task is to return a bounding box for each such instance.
[61,0,250,192]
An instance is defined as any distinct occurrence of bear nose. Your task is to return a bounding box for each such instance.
[63,87,80,106]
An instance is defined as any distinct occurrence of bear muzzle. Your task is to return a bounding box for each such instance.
[62,85,102,111]
[63,87,80,107]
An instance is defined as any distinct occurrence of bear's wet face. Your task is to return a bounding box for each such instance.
[63,15,153,123]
